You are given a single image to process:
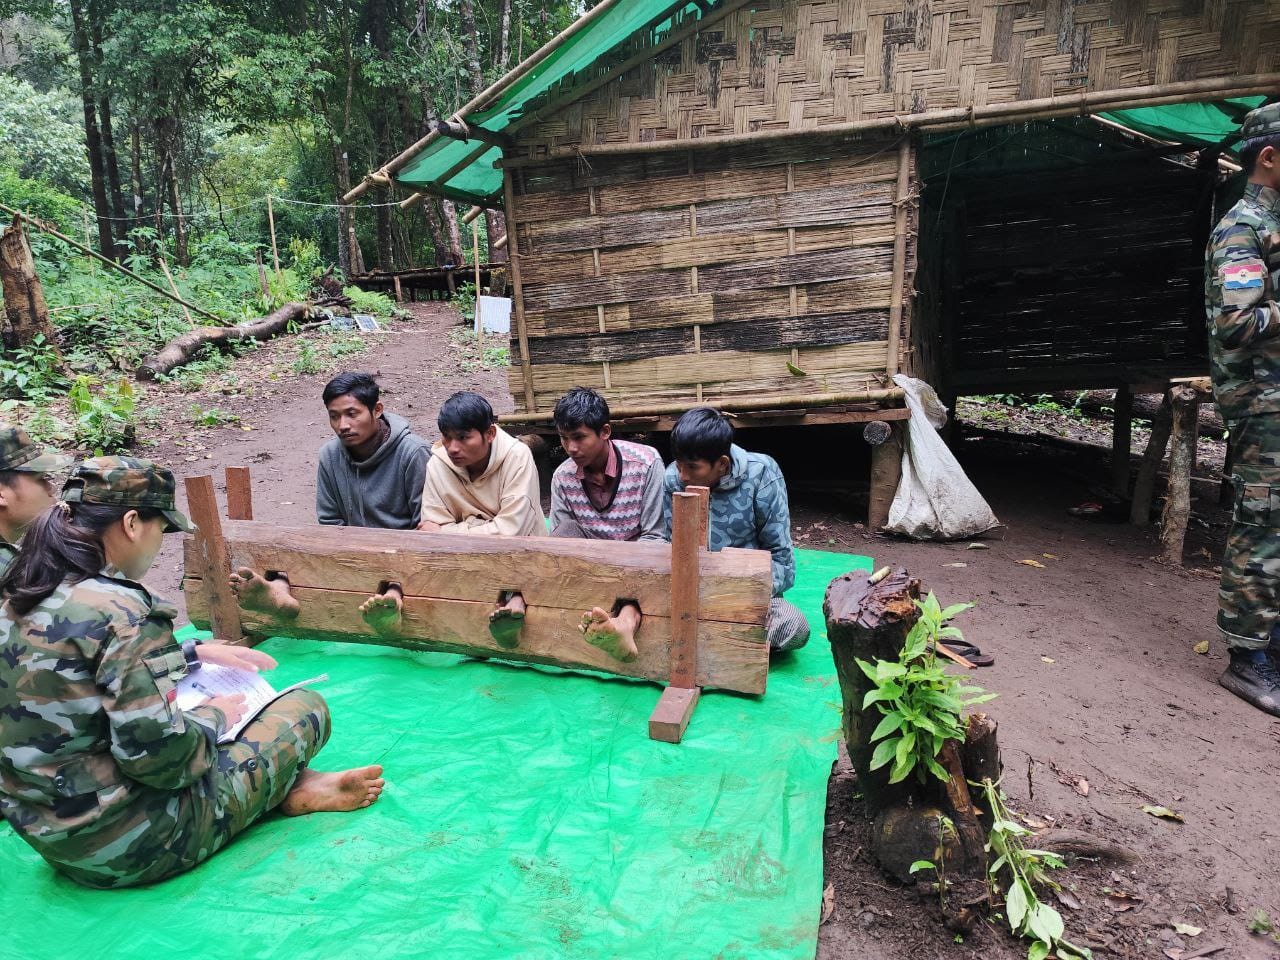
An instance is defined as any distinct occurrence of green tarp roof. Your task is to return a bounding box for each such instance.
[1099,97,1265,148]
[396,0,714,206]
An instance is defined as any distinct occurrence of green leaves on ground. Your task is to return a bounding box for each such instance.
[858,592,995,785]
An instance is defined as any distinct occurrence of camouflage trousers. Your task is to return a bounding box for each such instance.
[51,689,330,889]
[1218,414,1280,651]
[768,598,810,652]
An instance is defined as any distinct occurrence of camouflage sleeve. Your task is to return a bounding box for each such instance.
[1207,221,1280,349]
[94,599,223,791]
[660,463,679,541]
[753,459,797,597]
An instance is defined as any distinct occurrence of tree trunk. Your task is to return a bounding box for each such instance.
[163,147,188,267]
[0,218,63,359]
[420,198,449,266]
[485,209,508,263]
[68,0,114,258]
[138,302,309,380]
[458,0,485,97]
[130,122,144,223]
[440,197,464,266]
[496,0,512,69]
[333,141,352,278]
[91,14,127,249]
[1159,386,1200,565]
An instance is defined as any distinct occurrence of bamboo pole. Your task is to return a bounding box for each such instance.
[473,221,482,337]
[0,201,220,322]
[499,73,1280,164]
[462,205,485,225]
[501,168,537,413]
[82,210,95,275]
[886,137,912,377]
[266,195,282,282]
[500,387,908,424]
[342,0,631,203]
[158,255,194,326]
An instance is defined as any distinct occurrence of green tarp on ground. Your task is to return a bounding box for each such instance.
[0,548,871,960]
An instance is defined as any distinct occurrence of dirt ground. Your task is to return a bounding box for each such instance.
[133,303,1279,959]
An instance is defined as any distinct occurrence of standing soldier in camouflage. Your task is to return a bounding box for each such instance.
[0,426,72,576]
[0,457,386,888]
[1206,102,1280,717]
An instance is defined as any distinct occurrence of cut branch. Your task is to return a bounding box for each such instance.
[137,302,309,380]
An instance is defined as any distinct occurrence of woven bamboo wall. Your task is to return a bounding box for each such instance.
[513,0,1278,153]
[506,137,916,413]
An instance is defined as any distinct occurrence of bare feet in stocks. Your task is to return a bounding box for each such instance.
[228,568,300,620]
[360,584,403,635]
[580,603,641,662]
[281,765,386,815]
[489,592,526,649]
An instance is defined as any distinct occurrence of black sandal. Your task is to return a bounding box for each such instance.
[938,640,995,667]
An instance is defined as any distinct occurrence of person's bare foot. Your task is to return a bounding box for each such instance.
[360,585,403,635]
[280,765,385,815]
[489,592,526,649]
[229,568,299,619]
[580,603,641,662]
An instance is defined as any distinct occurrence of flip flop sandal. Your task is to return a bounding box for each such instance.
[938,640,995,667]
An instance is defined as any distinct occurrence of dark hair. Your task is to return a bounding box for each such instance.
[1241,133,1280,176]
[322,371,380,411]
[438,391,495,435]
[671,407,734,463]
[1,503,163,616]
[0,470,20,488]
[553,387,610,433]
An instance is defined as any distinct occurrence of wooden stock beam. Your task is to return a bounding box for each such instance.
[182,519,771,694]
[225,467,253,520]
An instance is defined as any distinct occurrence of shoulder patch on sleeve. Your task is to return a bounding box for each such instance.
[1220,261,1266,290]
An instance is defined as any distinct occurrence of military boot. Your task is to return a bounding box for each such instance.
[1220,650,1280,717]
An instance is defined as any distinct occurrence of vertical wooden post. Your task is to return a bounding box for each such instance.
[1159,386,1199,565]
[1130,390,1174,526]
[266,195,282,283]
[1111,384,1133,496]
[184,475,244,645]
[649,489,707,743]
[473,222,483,337]
[392,275,403,304]
[255,248,270,298]
[885,137,913,377]
[688,483,710,548]
[225,466,253,521]
[83,210,95,275]
[868,422,904,531]
[502,167,538,413]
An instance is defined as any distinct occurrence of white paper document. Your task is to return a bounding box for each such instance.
[175,663,328,744]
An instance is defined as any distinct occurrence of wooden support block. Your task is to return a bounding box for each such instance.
[183,475,244,645]
[225,467,253,520]
[687,484,710,549]
[648,686,700,743]
[1111,384,1133,496]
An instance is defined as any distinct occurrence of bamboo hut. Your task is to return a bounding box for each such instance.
[347,0,1280,520]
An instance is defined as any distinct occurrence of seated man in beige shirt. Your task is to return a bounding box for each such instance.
[413,391,545,647]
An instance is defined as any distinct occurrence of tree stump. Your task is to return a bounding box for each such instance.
[0,216,63,357]
[825,566,999,931]
[1159,385,1200,565]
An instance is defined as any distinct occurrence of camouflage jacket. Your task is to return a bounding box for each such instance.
[0,538,15,580]
[0,568,225,887]
[663,445,797,597]
[1205,182,1280,420]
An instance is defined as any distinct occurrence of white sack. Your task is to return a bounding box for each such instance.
[885,374,1000,540]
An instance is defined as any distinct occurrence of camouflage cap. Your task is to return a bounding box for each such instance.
[0,425,74,474]
[1241,102,1280,141]
[61,456,196,534]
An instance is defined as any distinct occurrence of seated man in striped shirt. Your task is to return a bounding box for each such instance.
[549,387,665,662]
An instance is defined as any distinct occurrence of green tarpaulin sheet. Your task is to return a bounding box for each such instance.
[1100,97,1265,148]
[0,548,871,960]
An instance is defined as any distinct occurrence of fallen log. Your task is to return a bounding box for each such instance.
[137,301,310,380]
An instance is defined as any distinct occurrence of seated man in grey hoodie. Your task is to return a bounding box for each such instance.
[233,371,430,635]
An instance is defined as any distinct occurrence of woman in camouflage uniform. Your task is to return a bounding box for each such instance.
[0,457,384,889]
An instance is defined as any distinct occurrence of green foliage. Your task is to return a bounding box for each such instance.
[189,404,239,427]
[0,335,66,402]
[288,236,323,280]
[0,75,89,193]
[0,168,81,231]
[67,376,136,454]
[342,286,399,318]
[449,325,510,372]
[454,282,478,326]
[858,593,995,785]
[980,779,1090,960]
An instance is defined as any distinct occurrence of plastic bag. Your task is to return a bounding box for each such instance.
[885,374,1000,539]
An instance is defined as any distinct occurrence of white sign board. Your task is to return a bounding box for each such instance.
[477,295,512,335]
